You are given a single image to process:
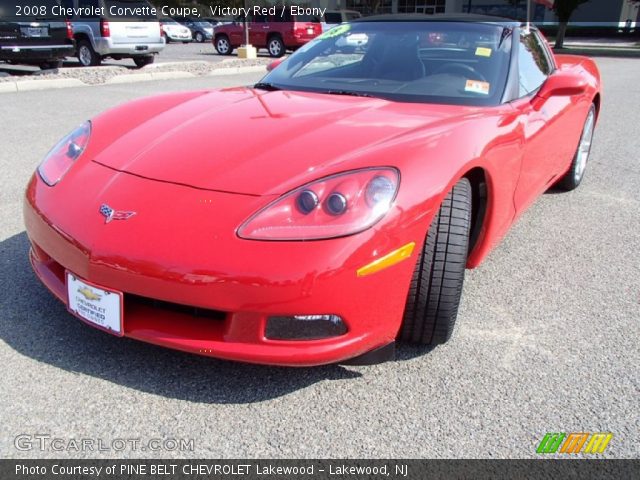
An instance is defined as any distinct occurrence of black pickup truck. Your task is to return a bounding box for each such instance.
[0,0,75,69]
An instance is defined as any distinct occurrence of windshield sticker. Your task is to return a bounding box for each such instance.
[465,80,491,95]
[475,47,492,57]
[319,23,351,40]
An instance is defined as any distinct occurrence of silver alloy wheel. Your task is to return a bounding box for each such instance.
[216,37,230,54]
[78,45,92,66]
[269,39,282,57]
[575,108,596,183]
[195,32,203,42]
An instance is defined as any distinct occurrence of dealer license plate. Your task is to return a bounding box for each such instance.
[66,272,123,336]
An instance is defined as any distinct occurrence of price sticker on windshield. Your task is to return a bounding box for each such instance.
[465,80,491,95]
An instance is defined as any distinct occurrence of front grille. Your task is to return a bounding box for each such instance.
[125,294,227,321]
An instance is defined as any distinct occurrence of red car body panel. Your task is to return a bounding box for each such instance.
[24,39,601,366]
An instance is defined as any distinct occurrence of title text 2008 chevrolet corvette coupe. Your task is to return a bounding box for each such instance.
[24,16,600,366]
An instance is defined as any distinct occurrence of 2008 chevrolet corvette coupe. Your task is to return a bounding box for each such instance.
[24,16,600,366]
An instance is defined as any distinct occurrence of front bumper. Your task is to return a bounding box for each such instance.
[24,166,419,366]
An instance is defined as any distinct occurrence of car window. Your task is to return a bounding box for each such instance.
[518,31,551,97]
[263,22,513,107]
[324,13,342,24]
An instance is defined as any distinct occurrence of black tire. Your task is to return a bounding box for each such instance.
[133,56,154,68]
[215,35,232,55]
[267,35,285,58]
[77,39,101,67]
[557,104,596,191]
[399,178,472,346]
[40,60,63,70]
[195,32,204,43]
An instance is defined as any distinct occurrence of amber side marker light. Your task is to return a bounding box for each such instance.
[357,242,416,277]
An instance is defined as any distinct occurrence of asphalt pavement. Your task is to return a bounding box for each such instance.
[0,60,639,459]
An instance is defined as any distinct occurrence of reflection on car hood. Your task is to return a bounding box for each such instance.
[94,88,474,196]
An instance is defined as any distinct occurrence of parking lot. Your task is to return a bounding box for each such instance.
[0,57,638,459]
[0,42,278,77]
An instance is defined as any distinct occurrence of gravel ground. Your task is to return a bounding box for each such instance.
[0,58,271,85]
[0,60,638,459]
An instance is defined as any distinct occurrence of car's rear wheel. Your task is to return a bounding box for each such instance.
[133,56,154,68]
[77,40,101,67]
[557,104,596,191]
[267,36,285,58]
[195,32,204,43]
[399,178,472,346]
[215,35,232,55]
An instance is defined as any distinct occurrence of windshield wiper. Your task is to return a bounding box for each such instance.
[253,82,282,91]
[324,90,375,98]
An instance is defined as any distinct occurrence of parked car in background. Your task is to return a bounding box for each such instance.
[213,11,321,57]
[321,10,361,32]
[175,18,213,43]
[0,0,75,69]
[63,0,163,68]
[161,18,192,43]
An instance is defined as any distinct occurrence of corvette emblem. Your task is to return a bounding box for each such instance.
[99,204,136,224]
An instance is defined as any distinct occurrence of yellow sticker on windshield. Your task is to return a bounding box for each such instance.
[465,80,490,95]
[319,23,351,40]
[475,47,492,57]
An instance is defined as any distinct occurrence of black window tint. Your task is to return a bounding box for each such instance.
[324,13,342,24]
[518,31,551,97]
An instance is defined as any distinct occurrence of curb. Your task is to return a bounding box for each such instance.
[0,66,266,93]
[105,71,196,84]
[208,66,267,76]
[0,78,87,93]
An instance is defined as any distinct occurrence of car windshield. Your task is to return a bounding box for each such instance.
[261,21,513,106]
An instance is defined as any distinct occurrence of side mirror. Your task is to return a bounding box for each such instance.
[266,58,284,72]
[536,70,588,101]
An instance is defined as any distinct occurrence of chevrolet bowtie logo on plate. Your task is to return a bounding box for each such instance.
[78,286,102,301]
[99,204,136,224]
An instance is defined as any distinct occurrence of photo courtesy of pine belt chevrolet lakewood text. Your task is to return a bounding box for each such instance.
[24,16,601,366]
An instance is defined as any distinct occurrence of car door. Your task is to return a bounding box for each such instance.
[248,13,268,47]
[512,29,567,214]
[228,15,245,46]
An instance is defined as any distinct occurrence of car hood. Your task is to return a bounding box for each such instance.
[94,88,474,196]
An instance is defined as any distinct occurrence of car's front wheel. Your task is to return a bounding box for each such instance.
[195,32,204,43]
[557,104,596,191]
[399,178,472,346]
[215,35,232,55]
[267,36,285,58]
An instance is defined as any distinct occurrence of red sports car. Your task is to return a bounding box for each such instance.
[24,16,601,366]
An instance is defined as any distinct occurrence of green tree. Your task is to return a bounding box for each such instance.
[545,0,591,49]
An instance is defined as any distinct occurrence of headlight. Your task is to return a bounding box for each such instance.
[237,168,399,240]
[37,121,91,186]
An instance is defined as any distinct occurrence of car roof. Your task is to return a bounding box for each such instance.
[354,13,519,27]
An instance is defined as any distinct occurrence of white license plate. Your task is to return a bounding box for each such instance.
[66,272,123,336]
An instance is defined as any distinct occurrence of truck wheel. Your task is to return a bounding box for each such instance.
[133,56,154,68]
[399,178,472,346]
[267,36,285,58]
[77,40,101,67]
[215,35,232,55]
[40,60,63,70]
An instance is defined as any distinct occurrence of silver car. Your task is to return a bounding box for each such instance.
[63,0,164,68]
